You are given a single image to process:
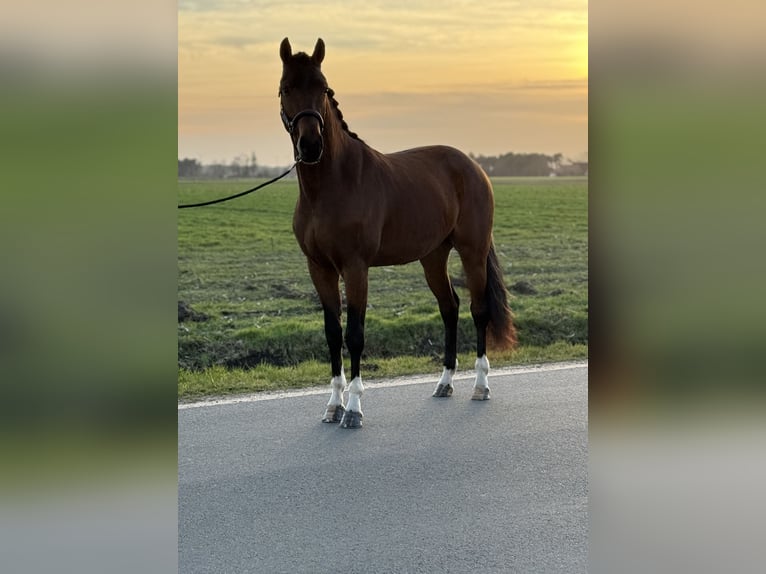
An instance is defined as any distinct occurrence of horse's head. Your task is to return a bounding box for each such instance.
[279,38,329,165]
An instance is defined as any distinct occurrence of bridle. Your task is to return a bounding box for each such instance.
[279,88,329,163]
[280,107,325,136]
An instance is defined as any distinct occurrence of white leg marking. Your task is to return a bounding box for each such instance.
[472,355,491,400]
[432,359,458,397]
[327,371,347,407]
[322,371,347,422]
[474,355,489,388]
[346,375,364,414]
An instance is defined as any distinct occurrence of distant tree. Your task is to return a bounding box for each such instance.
[553,157,589,176]
[248,152,258,177]
[230,155,245,178]
[203,163,228,179]
[226,153,259,178]
[178,158,201,178]
[494,152,553,176]
[470,152,586,177]
[549,153,564,174]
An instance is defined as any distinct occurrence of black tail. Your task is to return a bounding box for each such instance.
[486,244,517,349]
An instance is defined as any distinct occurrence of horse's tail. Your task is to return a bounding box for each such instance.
[486,243,518,350]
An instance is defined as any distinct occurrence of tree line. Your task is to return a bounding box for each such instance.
[178,154,292,179]
[179,151,587,179]
[469,152,587,177]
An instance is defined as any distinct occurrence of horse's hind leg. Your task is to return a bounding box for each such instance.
[421,243,460,398]
[308,261,347,423]
[457,249,493,401]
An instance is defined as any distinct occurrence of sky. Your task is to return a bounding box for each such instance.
[178,0,588,167]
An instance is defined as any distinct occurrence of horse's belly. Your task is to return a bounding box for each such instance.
[370,231,447,266]
[370,252,418,267]
[370,198,456,266]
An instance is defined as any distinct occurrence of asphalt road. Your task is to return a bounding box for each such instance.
[179,362,588,573]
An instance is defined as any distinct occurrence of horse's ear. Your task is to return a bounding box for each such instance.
[311,38,325,66]
[280,38,292,63]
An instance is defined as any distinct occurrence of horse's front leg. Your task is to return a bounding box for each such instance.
[339,264,368,429]
[322,304,347,423]
[308,261,346,423]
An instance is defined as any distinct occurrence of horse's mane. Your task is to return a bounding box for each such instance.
[326,88,362,142]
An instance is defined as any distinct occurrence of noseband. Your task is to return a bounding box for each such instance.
[280,107,325,135]
[280,106,325,163]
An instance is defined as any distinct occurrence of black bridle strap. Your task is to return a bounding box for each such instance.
[280,107,325,134]
[178,162,297,209]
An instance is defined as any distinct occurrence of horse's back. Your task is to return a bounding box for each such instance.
[388,144,487,181]
[364,145,493,266]
[384,144,492,206]
[390,144,493,216]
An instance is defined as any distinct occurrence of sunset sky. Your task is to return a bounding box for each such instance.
[178,0,587,167]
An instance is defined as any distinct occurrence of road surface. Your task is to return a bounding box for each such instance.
[179,362,587,573]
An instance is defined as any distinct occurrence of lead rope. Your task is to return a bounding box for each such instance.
[178,162,297,209]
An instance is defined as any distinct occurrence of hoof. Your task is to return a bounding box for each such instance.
[322,404,345,423]
[340,409,363,429]
[432,384,453,398]
[471,386,491,401]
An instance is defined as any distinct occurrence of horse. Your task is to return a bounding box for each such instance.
[278,38,517,428]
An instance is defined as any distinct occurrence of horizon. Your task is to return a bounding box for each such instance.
[179,1,588,167]
[179,149,589,169]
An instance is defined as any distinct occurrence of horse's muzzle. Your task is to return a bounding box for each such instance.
[282,106,325,164]
[297,135,323,164]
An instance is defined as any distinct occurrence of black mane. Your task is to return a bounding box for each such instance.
[327,88,362,142]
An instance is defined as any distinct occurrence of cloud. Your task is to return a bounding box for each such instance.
[179,0,588,164]
[180,0,586,55]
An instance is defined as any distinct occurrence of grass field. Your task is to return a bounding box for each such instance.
[178,176,587,398]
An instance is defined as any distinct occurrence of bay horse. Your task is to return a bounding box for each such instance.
[279,38,516,428]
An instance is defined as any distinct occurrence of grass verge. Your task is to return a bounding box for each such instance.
[178,177,588,398]
[178,342,587,400]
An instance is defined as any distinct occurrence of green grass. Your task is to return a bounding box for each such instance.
[178,176,587,397]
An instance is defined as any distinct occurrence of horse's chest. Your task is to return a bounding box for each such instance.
[294,211,374,267]
[294,219,325,258]
[294,216,342,260]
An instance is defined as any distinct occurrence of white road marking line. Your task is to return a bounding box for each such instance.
[178,360,587,410]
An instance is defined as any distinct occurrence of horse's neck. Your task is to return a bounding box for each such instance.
[297,119,365,197]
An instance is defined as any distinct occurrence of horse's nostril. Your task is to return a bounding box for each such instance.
[298,136,323,163]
